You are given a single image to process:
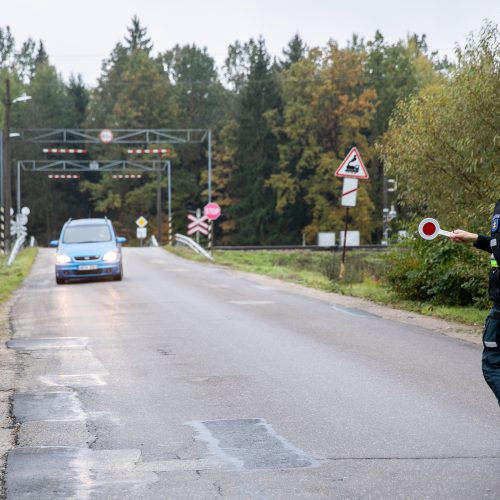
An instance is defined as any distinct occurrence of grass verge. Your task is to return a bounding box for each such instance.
[167,246,488,326]
[0,248,38,305]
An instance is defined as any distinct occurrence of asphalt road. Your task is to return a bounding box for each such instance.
[4,247,500,499]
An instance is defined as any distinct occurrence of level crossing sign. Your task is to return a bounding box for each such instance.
[187,214,209,236]
[341,177,359,207]
[335,147,369,179]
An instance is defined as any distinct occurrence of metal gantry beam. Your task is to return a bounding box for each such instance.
[16,160,171,216]
[18,160,170,172]
[16,128,209,144]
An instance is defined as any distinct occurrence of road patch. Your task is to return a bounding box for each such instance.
[187,418,318,470]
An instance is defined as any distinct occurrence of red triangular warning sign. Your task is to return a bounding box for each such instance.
[335,147,369,179]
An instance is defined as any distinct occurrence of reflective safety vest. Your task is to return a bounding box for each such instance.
[492,259,498,268]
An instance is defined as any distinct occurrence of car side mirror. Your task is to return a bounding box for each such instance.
[49,240,59,248]
[116,236,127,244]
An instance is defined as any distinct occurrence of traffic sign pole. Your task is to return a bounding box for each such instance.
[339,207,349,280]
[168,161,172,246]
[335,148,368,280]
[208,220,213,256]
[0,206,4,255]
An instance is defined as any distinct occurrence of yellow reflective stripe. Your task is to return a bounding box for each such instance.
[492,259,499,268]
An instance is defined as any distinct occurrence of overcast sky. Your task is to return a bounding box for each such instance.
[3,0,499,86]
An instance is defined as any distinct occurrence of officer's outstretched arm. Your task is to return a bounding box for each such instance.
[450,229,478,244]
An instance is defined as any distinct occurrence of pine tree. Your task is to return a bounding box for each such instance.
[0,26,15,67]
[280,34,307,69]
[67,74,89,126]
[124,16,153,52]
[226,38,291,244]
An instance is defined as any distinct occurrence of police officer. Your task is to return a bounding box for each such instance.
[451,199,500,406]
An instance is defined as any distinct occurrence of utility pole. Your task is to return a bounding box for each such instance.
[156,160,162,245]
[3,78,12,252]
[382,177,397,244]
[382,176,388,245]
[167,161,172,246]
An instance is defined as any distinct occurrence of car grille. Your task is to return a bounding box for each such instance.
[74,255,100,261]
[74,269,105,276]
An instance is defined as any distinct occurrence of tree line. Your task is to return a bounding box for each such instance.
[0,17,497,245]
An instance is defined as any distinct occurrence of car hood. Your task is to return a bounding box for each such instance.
[58,241,118,258]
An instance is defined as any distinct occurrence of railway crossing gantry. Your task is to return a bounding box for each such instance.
[3,128,212,247]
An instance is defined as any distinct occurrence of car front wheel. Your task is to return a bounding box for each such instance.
[113,265,123,281]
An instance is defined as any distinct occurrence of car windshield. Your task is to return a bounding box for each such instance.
[63,225,112,243]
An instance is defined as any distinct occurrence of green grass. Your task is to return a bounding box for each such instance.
[0,248,38,304]
[167,246,488,326]
[344,278,487,325]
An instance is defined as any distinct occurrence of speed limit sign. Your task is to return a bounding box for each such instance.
[99,129,114,144]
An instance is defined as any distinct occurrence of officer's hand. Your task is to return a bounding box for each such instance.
[450,229,478,244]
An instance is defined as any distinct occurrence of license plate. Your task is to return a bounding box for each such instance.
[78,265,98,271]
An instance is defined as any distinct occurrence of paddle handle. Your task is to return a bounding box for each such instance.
[439,229,453,238]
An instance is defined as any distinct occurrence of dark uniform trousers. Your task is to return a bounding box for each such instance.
[482,308,500,405]
[476,199,500,406]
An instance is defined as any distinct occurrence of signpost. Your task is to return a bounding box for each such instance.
[136,216,148,246]
[136,227,147,240]
[335,148,369,279]
[204,202,221,255]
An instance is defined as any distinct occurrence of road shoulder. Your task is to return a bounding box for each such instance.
[0,297,17,499]
[229,267,483,345]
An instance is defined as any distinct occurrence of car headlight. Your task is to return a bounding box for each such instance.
[103,250,119,262]
[55,254,71,264]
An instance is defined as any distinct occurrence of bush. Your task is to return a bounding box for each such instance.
[385,235,489,308]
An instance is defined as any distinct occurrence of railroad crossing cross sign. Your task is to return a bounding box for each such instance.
[335,147,369,179]
[187,214,209,236]
[11,208,30,237]
[136,216,148,228]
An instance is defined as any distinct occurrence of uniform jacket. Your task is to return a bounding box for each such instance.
[474,200,500,304]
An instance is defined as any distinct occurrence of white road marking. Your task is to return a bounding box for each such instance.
[251,284,275,290]
[39,374,108,387]
[331,305,378,318]
[229,300,275,305]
